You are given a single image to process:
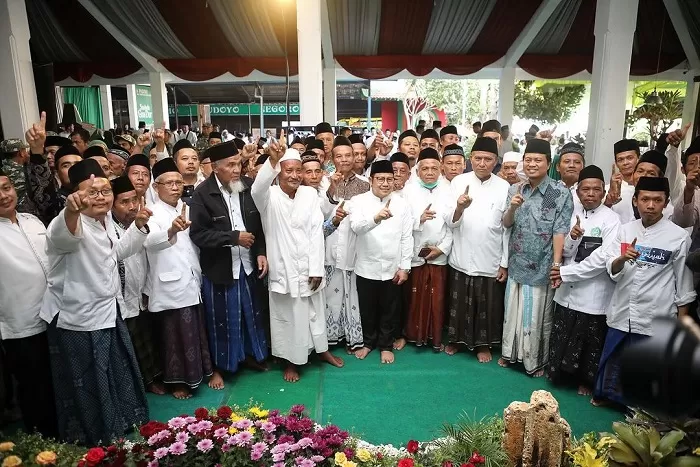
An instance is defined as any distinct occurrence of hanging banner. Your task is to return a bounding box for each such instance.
[168,103,300,117]
[135,85,154,125]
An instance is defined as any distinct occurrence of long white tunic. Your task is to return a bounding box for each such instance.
[113,218,148,319]
[41,210,147,331]
[604,218,696,335]
[555,204,620,315]
[0,213,48,339]
[446,172,510,278]
[144,199,201,312]
[350,190,413,281]
[402,181,453,267]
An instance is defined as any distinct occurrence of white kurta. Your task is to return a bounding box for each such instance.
[251,160,328,364]
[41,210,147,331]
[555,204,620,315]
[0,213,48,339]
[402,181,453,267]
[113,218,148,319]
[144,199,201,313]
[446,172,510,277]
[604,218,696,335]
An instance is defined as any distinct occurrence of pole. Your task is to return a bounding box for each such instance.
[259,94,264,136]
[366,81,372,130]
[171,85,178,130]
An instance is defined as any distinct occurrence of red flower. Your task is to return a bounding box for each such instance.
[139,421,168,438]
[406,440,419,454]
[194,407,209,419]
[469,451,486,464]
[376,452,383,460]
[398,459,415,467]
[442,462,454,467]
[107,445,117,454]
[460,464,475,467]
[85,447,106,466]
[216,406,233,419]
[78,461,86,467]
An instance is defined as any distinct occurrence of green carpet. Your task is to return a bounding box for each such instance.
[147,346,622,446]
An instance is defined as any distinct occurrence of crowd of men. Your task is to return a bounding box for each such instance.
[0,111,697,446]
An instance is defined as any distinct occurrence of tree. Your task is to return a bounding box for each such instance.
[513,81,586,125]
[626,90,684,146]
[401,80,436,130]
[420,79,496,127]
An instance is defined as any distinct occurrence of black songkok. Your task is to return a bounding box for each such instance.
[314,122,334,136]
[481,119,501,134]
[208,132,222,141]
[638,150,668,174]
[635,176,670,197]
[420,129,440,141]
[255,155,269,166]
[290,136,304,146]
[348,134,365,145]
[440,125,458,138]
[126,154,150,170]
[390,152,410,166]
[333,136,352,149]
[110,175,135,196]
[370,160,393,176]
[152,157,179,180]
[560,142,585,159]
[524,139,551,157]
[301,151,321,165]
[398,130,418,145]
[417,148,440,162]
[614,139,640,155]
[443,144,464,158]
[54,145,82,164]
[471,137,498,156]
[45,135,71,148]
[68,158,106,185]
[683,136,700,163]
[204,140,238,163]
[83,145,107,159]
[306,139,325,151]
[578,165,604,183]
[233,138,245,151]
[173,139,194,155]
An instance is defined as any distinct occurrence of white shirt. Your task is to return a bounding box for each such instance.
[605,218,696,335]
[325,199,359,271]
[251,160,325,298]
[0,213,48,339]
[350,190,414,281]
[41,211,147,331]
[216,176,253,279]
[555,203,621,315]
[402,181,453,266]
[610,180,674,224]
[144,199,202,312]
[113,217,147,319]
[446,172,510,277]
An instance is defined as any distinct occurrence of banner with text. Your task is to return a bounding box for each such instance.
[135,85,154,126]
[169,103,300,117]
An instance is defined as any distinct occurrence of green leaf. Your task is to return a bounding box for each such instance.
[657,430,685,457]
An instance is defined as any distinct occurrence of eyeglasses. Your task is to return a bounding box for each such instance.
[156,181,185,188]
[86,189,113,198]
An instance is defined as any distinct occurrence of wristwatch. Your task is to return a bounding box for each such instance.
[552,262,562,268]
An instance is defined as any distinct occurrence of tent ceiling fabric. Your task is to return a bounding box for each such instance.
[30,0,696,83]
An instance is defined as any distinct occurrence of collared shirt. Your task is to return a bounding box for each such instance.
[0,213,48,338]
[350,190,414,281]
[403,181,453,267]
[40,211,148,331]
[144,199,202,312]
[112,216,147,319]
[327,173,370,203]
[215,176,253,279]
[507,176,574,286]
[610,179,674,224]
[447,172,510,277]
[604,218,696,335]
[555,203,620,315]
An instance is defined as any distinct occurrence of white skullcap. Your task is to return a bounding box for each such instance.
[279,148,302,163]
[503,151,522,164]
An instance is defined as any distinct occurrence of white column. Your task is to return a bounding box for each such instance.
[498,67,516,127]
[297,0,323,125]
[0,0,39,138]
[682,72,699,148]
[126,85,138,129]
[99,85,114,130]
[323,67,337,124]
[149,72,169,128]
[586,0,639,181]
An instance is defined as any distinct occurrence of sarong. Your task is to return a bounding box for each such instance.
[447,270,505,349]
[405,264,447,349]
[548,303,607,387]
[501,279,554,374]
[47,314,149,445]
[269,291,328,365]
[594,328,648,405]
[157,305,214,388]
[201,269,268,373]
[324,267,364,350]
[356,276,401,351]
[124,312,162,385]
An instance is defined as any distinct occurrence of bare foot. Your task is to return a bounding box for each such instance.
[380,350,395,364]
[172,385,192,400]
[283,363,300,383]
[208,371,225,390]
[476,347,492,363]
[318,351,344,368]
[497,357,510,368]
[355,347,372,360]
[444,344,459,356]
[577,385,592,396]
[345,347,355,355]
[532,369,545,378]
[393,337,406,351]
[590,397,609,407]
[147,381,166,395]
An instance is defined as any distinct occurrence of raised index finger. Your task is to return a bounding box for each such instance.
[39,111,46,129]
[180,203,187,219]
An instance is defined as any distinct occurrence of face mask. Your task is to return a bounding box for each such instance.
[420,179,439,190]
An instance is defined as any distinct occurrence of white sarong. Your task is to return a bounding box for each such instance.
[269,291,329,365]
[324,268,364,350]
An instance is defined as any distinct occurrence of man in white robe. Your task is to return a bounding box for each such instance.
[251,147,344,382]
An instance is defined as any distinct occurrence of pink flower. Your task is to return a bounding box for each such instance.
[264,433,277,444]
[311,455,325,462]
[175,432,190,443]
[261,421,277,433]
[183,416,197,424]
[147,461,159,467]
[298,459,315,467]
[234,419,253,430]
[273,452,285,462]
[274,463,285,467]
[252,442,268,453]
[197,439,214,453]
[167,417,187,429]
[251,450,263,461]
[297,437,313,448]
[214,428,228,439]
[232,431,253,446]
[147,434,160,446]
[169,441,187,456]
[153,447,169,459]
[221,443,231,453]
[290,404,305,414]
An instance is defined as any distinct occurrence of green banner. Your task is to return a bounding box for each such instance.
[135,85,154,125]
[168,103,300,117]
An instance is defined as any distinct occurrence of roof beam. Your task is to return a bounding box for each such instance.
[76,0,166,74]
[320,0,335,69]
[503,0,564,67]
[663,0,700,70]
